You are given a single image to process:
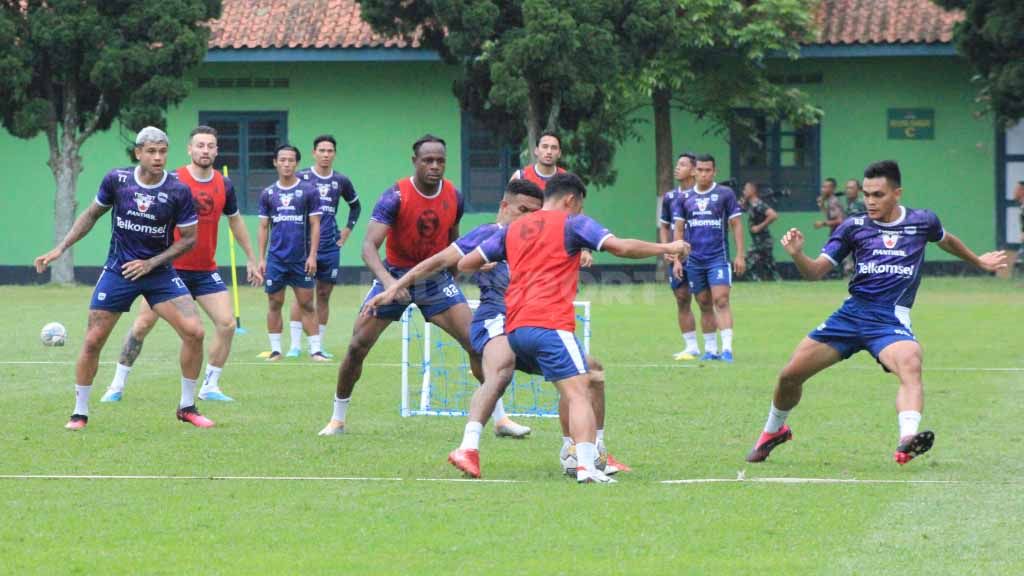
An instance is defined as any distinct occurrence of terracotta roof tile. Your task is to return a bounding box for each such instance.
[207,0,961,51]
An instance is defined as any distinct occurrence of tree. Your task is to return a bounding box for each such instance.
[933,0,1024,124]
[0,0,222,283]
[627,0,822,196]
[359,0,654,186]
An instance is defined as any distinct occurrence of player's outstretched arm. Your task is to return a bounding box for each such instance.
[123,224,197,281]
[781,227,832,280]
[457,248,488,273]
[364,246,461,314]
[227,214,263,286]
[602,237,690,260]
[35,202,110,273]
[937,232,1007,273]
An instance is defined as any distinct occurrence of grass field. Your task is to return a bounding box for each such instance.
[1,278,1021,574]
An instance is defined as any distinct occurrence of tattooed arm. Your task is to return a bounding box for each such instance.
[121,224,197,281]
[35,203,111,273]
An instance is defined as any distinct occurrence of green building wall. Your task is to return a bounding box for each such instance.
[0,54,996,274]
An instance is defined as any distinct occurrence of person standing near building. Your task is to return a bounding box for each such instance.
[844,179,866,215]
[815,177,845,233]
[741,181,779,281]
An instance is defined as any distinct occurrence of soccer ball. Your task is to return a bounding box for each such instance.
[560,443,578,476]
[40,322,67,347]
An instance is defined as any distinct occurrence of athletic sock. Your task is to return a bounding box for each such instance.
[319,324,327,339]
[898,410,922,439]
[460,421,483,450]
[180,377,197,408]
[721,328,734,352]
[596,428,605,445]
[308,335,322,355]
[704,333,719,355]
[74,384,92,416]
[576,442,598,471]
[332,396,350,422]
[683,331,699,354]
[289,321,303,350]
[491,397,507,422]
[268,333,282,354]
[764,403,790,434]
[110,363,131,391]
[201,364,222,391]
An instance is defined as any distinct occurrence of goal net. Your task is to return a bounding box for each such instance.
[399,300,591,418]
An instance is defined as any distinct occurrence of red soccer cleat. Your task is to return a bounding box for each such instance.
[64,414,88,431]
[746,424,793,463]
[894,430,934,465]
[448,448,481,478]
[176,405,215,428]
[604,454,632,474]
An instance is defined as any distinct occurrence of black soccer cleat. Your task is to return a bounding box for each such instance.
[894,430,934,465]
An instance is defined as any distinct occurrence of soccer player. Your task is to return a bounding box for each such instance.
[458,173,690,483]
[258,145,324,361]
[741,181,780,281]
[745,160,1006,465]
[510,131,566,188]
[675,154,745,362]
[318,135,528,437]
[363,179,629,478]
[34,127,214,430]
[100,125,262,403]
[285,135,361,358]
[660,152,702,359]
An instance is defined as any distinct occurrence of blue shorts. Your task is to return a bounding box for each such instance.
[361,265,467,321]
[315,252,341,284]
[469,308,539,374]
[686,261,732,294]
[666,264,688,291]
[808,297,917,362]
[507,327,589,382]
[265,258,314,293]
[89,267,191,312]
[175,269,227,297]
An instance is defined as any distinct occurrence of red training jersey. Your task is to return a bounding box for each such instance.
[173,167,238,271]
[385,178,461,268]
[519,164,566,190]
[504,211,581,333]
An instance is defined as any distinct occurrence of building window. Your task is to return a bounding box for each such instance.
[998,121,1024,248]
[461,113,520,212]
[729,112,820,211]
[197,111,288,214]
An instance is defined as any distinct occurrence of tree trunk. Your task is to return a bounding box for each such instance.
[46,82,84,284]
[653,87,673,258]
[525,93,542,160]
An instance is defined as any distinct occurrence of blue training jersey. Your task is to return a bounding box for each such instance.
[95,167,197,275]
[453,222,508,314]
[678,183,742,266]
[821,206,945,309]
[659,187,686,226]
[299,168,360,257]
[258,179,321,263]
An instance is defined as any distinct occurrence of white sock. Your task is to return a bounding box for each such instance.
[319,324,327,338]
[460,421,483,450]
[704,333,718,354]
[74,384,92,416]
[180,377,197,408]
[268,333,282,354]
[683,331,699,354]
[491,397,507,422]
[721,328,733,352]
[596,428,605,445]
[898,410,922,438]
[764,403,790,433]
[201,364,222,391]
[110,363,131,391]
[289,321,303,350]
[576,442,598,471]
[308,334,322,355]
[332,396,350,422]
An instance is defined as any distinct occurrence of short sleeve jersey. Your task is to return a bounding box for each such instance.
[678,183,743,266]
[516,164,566,190]
[821,206,945,309]
[370,177,464,268]
[454,222,507,313]
[659,187,686,226]
[172,167,239,271]
[478,211,612,332]
[258,180,321,263]
[95,167,197,275]
[299,168,359,257]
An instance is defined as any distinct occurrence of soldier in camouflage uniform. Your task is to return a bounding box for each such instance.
[741,181,779,281]
[842,179,867,276]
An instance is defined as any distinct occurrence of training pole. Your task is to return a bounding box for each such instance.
[224,165,247,334]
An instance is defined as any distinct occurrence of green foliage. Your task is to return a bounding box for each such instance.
[934,0,1024,124]
[0,0,221,142]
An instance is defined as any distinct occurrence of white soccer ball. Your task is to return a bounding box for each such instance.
[40,322,67,347]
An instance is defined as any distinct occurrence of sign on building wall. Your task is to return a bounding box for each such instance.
[887,108,935,140]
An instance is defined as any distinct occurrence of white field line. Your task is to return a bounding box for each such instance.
[660,477,967,485]
[3,360,1023,372]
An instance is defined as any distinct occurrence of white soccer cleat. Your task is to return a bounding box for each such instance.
[318,419,345,436]
[576,465,616,484]
[494,419,531,438]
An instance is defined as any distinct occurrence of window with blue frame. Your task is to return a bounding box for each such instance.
[461,113,520,212]
[198,111,288,214]
[730,113,820,211]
